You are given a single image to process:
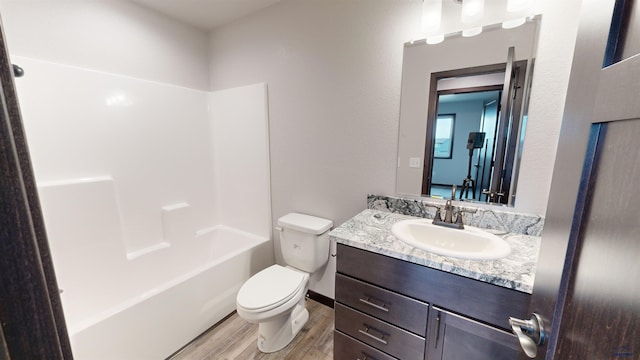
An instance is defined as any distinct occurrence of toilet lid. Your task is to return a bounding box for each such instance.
[237,265,306,312]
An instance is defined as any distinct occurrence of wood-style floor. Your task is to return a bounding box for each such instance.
[169,299,334,360]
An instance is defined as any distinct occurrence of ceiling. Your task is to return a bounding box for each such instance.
[131,0,533,34]
[131,0,282,31]
[439,90,501,104]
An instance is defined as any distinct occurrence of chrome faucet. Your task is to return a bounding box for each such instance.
[432,185,477,229]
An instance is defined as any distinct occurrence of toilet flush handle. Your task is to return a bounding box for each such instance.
[275,226,283,232]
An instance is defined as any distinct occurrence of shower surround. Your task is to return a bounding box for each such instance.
[15,56,273,359]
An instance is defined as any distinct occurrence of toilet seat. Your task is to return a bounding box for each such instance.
[237,265,307,313]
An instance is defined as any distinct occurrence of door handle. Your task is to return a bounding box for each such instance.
[509,313,546,358]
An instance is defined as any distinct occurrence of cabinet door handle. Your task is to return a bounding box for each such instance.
[434,311,441,349]
[359,297,389,312]
[358,326,388,345]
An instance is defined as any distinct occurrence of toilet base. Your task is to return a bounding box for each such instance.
[257,298,309,353]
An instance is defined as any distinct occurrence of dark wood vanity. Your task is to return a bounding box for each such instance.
[334,244,531,360]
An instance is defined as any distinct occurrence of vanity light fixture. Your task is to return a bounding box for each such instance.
[422,0,443,33]
[461,0,484,23]
[503,0,533,29]
[426,34,445,44]
[502,17,526,29]
[462,26,483,37]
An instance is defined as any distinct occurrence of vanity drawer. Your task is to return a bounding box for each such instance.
[335,273,428,336]
[334,330,397,360]
[335,303,425,360]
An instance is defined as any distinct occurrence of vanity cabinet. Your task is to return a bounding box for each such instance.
[334,244,530,360]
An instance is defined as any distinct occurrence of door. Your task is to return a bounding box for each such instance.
[496,56,526,205]
[489,47,520,204]
[0,18,73,360]
[512,0,640,358]
[427,306,521,360]
[478,99,499,201]
[552,119,640,358]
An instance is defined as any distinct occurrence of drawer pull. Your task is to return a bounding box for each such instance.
[358,326,388,345]
[359,297,389,312]
[357,353,377,360]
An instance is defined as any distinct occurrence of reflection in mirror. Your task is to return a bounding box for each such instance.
[396,18,539,207]
[431,90,500,199]
[425,56,528,204]
[433,114,455,159]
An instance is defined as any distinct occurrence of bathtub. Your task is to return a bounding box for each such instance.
[59,226,272,360]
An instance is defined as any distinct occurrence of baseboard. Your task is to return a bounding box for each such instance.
[306,290,334,309]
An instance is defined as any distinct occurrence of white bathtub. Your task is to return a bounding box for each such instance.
[61,226,272,360]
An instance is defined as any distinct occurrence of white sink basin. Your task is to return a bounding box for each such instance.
[390,219,511,260]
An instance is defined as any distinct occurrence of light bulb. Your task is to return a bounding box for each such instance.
[502,18,526,29]
[421,0,442,33]
[462,27,483,37]
[426,34,445,44]
[461,0,484,23]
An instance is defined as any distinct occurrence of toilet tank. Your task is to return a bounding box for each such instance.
[277,213,333,273]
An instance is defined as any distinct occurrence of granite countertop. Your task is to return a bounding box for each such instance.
[330,209,540,294]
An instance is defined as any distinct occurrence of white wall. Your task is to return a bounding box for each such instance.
[0,0,209,90]
[207,0,582,297]
[517,0,583,215]
[208,0,413,298]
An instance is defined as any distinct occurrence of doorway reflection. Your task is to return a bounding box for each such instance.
[431,90,501,201]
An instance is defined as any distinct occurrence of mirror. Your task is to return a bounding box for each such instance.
[396,18,539,206]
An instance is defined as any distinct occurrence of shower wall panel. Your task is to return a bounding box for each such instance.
[209,83,272,240]
[15,56,215,256]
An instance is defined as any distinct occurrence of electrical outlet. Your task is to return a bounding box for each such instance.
[409,157,422,168]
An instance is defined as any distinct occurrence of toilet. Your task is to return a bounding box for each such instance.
[236,212,333,353]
